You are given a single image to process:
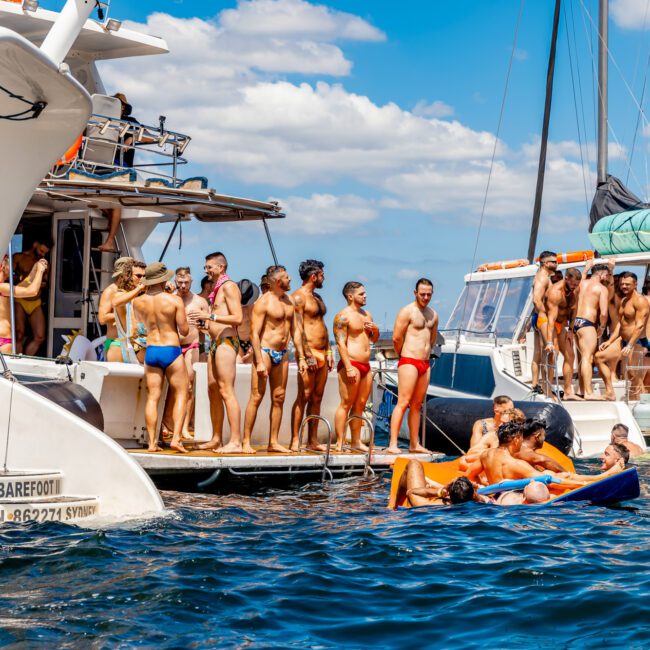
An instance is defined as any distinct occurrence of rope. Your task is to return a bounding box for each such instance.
[458,0,525,329]
[0,83,46,121]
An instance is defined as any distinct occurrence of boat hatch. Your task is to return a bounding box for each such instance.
[445,276,533,344]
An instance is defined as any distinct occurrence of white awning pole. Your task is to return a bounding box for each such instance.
[7,241,16,355]
[40,0,96,66]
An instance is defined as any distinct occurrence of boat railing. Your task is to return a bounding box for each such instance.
[620,352,650,403]
[343,414,375,476]
[297,415,334,481]
[48,113,192,186]
[538,347,561,403]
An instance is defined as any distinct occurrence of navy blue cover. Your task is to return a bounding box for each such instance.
[550,468,640,505]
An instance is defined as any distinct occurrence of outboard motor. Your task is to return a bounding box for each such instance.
[425,397,574,456]
[25,380,104,431]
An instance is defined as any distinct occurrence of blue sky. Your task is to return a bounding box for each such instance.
[58,1,650,326]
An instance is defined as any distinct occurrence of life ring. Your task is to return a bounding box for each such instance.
[535,250,594,264]
[56,134,83,166]
[476,258,530,272]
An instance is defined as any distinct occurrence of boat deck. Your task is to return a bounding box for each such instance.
[127,446,443,477]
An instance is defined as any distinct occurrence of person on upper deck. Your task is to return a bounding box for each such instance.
[609,423,644,458]
[386,278,438,455]
[333,282,380,452]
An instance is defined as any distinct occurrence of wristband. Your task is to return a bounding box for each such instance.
[209,314,217,322]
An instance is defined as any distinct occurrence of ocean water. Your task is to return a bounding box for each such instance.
[0,460,649,649]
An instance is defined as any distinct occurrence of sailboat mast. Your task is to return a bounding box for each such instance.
[527,0,562,262]
[597,0,608,184]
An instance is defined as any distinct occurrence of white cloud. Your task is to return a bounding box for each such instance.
[272,193,378,234]
[396,268,420,280]
[611,0,650,29]
[99,1,599,235]
[413,100,454,118]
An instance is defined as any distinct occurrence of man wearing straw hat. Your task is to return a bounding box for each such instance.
[133,262,190,453]
[98,256,133,360]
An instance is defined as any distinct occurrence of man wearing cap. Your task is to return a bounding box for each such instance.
[133,262,189,453]
[188,252,243,453]
[98,256,132,360]
[290,260,333,452]
[236,279,260,364]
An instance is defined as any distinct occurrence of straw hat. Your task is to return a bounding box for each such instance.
[113,92,128,105]
[142,262,174,286]
[111,256,133,279]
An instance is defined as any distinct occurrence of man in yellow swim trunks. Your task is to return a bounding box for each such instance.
[530,250,558,394]
[289,260,334,452]
[13,237,51,355]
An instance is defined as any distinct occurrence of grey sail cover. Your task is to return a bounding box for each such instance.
[589,174,650,231]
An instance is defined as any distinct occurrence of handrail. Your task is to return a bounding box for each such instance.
[298,414,334,482]
[342,414,375,476]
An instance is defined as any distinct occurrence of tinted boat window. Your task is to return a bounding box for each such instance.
[60,225,84,293]
[430,352,496,397]
[493,277,533,340]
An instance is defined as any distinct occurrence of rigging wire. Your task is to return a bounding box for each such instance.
[0,84,46,121]
[458,0,526,329]
[564,0,591,211]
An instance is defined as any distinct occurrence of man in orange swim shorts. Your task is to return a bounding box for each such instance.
[531,250,558,394]
[386,278,439,454]
[289,260,334,452]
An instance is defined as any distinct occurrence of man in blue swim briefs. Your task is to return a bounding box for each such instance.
[573,262,610,399]
[133,262,190,453]
[242,265,308,454]
[597,271,650,400]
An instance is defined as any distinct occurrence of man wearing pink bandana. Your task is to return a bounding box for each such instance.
[189,251,243,452]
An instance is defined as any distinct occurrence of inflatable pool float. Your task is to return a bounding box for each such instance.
[388,443,640,508]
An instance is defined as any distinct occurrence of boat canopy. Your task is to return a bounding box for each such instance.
[0,3,167,60]
[32,178,284,222]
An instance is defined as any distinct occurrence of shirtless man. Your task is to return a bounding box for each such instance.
[387,459,475,508]
[290,260,334,452]
[496,481,551,505]
[545,267,581,399]
[13,237,51,355]
[98,257,132,360]
[610,423,644,458]
[513,419,566,472]
[132,262,189,453]
[189,252,243,452]
[531,250,558,393]
[557,443,629,484]
[242,265,307,454]
[597,272,650,400]
[386,278,439,454]
[333,282,380,452]
[0,255,48,353]
[198,275,214,303]
[573,263,610,399]
[236,279,260,364]
[173,267,208,436]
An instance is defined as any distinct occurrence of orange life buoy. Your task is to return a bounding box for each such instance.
[534,250,594,264]
[56,134,83,166]
[476,258,530,272]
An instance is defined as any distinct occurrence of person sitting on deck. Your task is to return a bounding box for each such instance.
[133,262,189,453]
[388,459,476,508]
[495,481,551,505]
[513,419,566,473]
[610,423,644,458]
[0,255,48,353]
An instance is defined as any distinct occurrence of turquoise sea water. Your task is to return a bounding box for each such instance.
[0,460,649,649]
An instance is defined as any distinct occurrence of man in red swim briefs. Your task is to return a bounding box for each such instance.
[386,278,439,454]
[333,281,379,452]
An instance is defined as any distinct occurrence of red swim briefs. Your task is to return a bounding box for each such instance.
[398,356,430,377]
[337,359,371,378]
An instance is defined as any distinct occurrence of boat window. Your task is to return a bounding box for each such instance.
[445,277,533,342]
[60,225,84,293]
[429,352,496,397]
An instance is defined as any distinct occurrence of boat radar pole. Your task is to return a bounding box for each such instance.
[597,0,608,185]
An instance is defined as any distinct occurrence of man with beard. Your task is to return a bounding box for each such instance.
[13,237,51,355]
[333,282,379,452]
[513,419,566,472]
[290,260,334,452]
[0,255,48,352]
[545,267,581,399]
[98,257,132,360]
[597,271,650,400]
[189,252,243,452]
[386,278,438,454]
[242,265,307,454]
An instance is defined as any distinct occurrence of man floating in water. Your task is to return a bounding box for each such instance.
[609,423,644,458]
[386,278,438,455]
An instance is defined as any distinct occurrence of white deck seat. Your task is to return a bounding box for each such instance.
[79,94,121,171]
